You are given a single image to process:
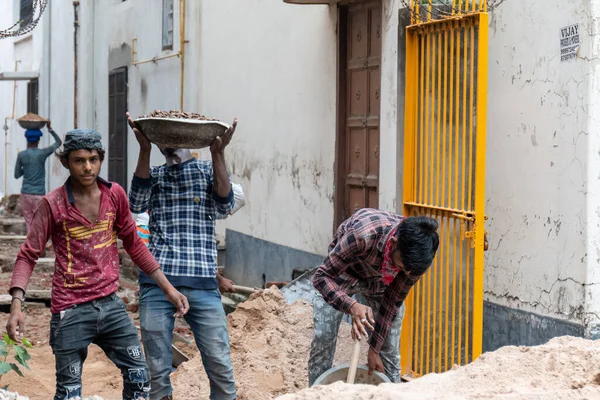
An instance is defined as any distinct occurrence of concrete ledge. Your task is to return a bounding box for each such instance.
[225,230,325,288]
[0,255,54,272]
[483,300,584,353]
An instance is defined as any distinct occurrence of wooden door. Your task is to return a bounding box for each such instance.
[336,1,382,228]
[108,67,128,191]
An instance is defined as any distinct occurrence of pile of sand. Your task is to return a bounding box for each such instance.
[171,287,366,399]
[172,287,600,399]
[277,336,600,400]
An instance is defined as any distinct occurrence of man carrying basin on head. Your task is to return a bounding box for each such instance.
[6,129,189,400]
[14,120,62,232]
[127,112,238,400]
[308,208,439,385]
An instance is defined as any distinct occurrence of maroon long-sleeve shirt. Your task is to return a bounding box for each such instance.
[10,178,160,313]
[312,208,420,353]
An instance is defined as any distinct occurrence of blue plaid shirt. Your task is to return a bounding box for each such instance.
[129,158,234,288]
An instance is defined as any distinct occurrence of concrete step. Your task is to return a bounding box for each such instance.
[0,235,27,241]
[0,219,26,235]
[0,255,55,272]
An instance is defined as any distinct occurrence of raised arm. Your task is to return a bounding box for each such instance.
[127,112,153,212]
[43,121,63,155]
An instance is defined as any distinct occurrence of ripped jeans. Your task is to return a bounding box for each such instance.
[50,294,150,400]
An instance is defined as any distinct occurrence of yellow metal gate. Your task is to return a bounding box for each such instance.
[400,1,489,376]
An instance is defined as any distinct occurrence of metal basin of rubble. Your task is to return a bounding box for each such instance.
[314,364,391,386]
[133,117,230,149]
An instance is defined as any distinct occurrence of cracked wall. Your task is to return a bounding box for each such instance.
[584,0,600,339]
[207,0,404,256]
[485,0,594,333]
[195,1,338,256]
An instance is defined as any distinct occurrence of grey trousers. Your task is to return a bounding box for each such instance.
[308,292,405,386]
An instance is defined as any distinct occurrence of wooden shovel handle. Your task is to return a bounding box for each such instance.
[346,339,361,384]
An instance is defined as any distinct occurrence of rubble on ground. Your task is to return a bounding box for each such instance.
[277,336,600,400]
[171,287,365,399]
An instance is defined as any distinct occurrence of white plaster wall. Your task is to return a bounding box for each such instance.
[46,0,76,190]
[0,0,17,196]
[44,0,195,189]
[0,1,47,197]
[92,0,191,177]
[193,0,338,255]
[380,0,401,213]
[197,0,404,255]
[584,0,600,338]
[485,0,591,325]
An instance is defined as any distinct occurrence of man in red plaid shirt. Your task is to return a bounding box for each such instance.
[309,208,439,385]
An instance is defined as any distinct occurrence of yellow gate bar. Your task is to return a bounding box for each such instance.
[472,11,489,360]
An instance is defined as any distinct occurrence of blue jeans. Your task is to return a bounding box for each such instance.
[50,294,151,400]
[139,284,236,400]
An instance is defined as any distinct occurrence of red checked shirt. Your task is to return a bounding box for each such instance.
[10,178,160,313]
[312,208,421,353]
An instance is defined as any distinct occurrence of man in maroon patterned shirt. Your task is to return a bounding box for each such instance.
[5,129,189,400]
[309,208,439,385]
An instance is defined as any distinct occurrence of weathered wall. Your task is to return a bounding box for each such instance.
[0,0,46,197]
[195,0,338,257]
[46,0,76,189]
[584,0,600,340]
[484,0,592,346]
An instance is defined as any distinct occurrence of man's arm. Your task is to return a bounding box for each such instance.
[10,200,53,295]
[127,112,153,213]
[13,153,23,179]
[7,200,53,340]
[43,127,63,155]
[114,184,159,276]
[113,184,189,314]
[129,174,152,213]
[215,183,245,220]
[210,120,237,215]
[210,156,234,217]
[312,231,364,314]
[369,271,420,353]
[212,153,232,199]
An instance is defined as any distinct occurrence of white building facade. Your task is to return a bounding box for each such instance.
[1,0,600,352]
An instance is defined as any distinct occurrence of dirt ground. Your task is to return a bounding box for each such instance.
[4,227,600,400]
[171,287,369,399]
[0,236,197,400]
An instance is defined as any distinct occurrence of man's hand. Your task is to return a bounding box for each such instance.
[367,347,384,376]
[210,118,237,156]
[127,112,152,152]
[349,302,375,339]
[217,273,236,293]
[6,301,25,341]
[165,288,189,317]
[46,119,52,131]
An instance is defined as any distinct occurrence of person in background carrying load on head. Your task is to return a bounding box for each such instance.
[6,129,189,400]
[14,120,62,232]
[127,112,239,400]
[308,208,439,385]
[135,182,246,292]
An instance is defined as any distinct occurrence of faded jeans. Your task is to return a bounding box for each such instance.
[308,291,405,386]
[50,294,151,400]
[139,284,236,400]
